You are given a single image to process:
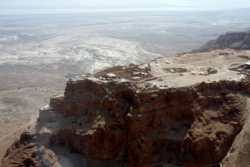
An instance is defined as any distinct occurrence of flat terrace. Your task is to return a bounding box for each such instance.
[76,49,250,89]
[139,49,250,87]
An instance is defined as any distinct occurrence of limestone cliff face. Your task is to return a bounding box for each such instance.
[1,79,249,167]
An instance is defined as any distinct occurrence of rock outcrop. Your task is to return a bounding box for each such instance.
[192,31,250,52]
[2,77,248,167]
[1,131,59,167]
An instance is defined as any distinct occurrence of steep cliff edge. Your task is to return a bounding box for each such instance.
[2,47,250,167]
[1,78,250,167]
[192,31,250,53]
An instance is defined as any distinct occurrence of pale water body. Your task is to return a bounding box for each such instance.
[0,6,237,15]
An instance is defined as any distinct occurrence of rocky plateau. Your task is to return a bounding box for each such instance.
[2,31,250,167]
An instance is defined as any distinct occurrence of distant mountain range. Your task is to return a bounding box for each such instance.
[192,30,250,52]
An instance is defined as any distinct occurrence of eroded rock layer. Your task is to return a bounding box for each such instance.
[2,77,248,167]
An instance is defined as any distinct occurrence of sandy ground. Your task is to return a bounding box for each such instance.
[138,49,250,87]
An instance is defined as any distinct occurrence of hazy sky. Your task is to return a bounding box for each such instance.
[1,0,250,10]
